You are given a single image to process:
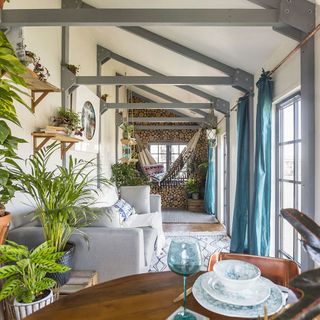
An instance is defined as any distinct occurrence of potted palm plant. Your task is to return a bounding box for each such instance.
[186,178,200,200]
[11,144,110,285]
[0,31,30,243]
[0,240,70,320]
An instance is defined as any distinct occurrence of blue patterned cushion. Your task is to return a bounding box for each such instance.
[111,198,135,222]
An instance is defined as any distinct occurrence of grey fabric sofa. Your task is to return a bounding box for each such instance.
[8,186,161,283]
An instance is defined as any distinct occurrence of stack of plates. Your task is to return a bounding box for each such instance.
[192,260,285,318]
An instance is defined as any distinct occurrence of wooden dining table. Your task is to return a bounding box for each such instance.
[26,272,274,320]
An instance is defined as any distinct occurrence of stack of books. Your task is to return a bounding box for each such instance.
[39,126,68,135]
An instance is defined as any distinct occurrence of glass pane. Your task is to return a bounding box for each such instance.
[297,99,301,140]
[282,182,294,208]
[281,218,294,258]
[282,144,294,180]
[151,154,159,162]
[171,154,178,162]
[159,154,166,162]
[297,184,301,211]
[297,142,301,182]
[150,145,158,153]
[282,105,294,142]
[171,145,179,153]
[159,145,166,153]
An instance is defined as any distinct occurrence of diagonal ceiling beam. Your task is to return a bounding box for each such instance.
[0,9,279,27]
[134,85,208,117]
[76,75,232,86]
[120,27,236,77]
[105,103,212,109]
[97,45,230,114]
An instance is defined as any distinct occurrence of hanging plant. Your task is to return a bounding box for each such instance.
[120,123,134,139]
[65,64,80,75]
[101,93,108,101]
[25,49,50,81]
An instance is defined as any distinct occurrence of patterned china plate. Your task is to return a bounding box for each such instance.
[201,272,271,306]
[193,273,285,319]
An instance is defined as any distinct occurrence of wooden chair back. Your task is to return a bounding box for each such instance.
[208,252,299,287]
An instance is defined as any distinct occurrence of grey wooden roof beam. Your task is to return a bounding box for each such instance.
[0,9,279,27]
[131,117,205,123]
[97,45,230,114]
[120,27,235,77]
[105,103,212,109]
[135,125,200,130]
[76,75,232,86]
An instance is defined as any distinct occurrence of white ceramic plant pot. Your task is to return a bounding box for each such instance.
[13,290,54,320]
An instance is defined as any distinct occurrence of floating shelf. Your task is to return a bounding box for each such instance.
[32,132,82,159]
[121,138,137,146]
[22,69,60,113]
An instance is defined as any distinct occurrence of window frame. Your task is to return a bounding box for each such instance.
[275,92,302,266]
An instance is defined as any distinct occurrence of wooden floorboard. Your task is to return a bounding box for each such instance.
[163,223,225,233]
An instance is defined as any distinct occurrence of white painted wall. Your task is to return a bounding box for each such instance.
[4,2,121,227]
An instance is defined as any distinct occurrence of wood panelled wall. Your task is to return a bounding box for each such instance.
[130,103,208,208]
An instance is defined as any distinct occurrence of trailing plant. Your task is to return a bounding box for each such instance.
[111,163,149,189]
[0,31,29,216]
[0,240,70,303]
[185,177,200,194]
[101,93,108,102]
[11,144,111,251]
[25,49,50,81]
[51,107,83,136]
[120,123,134,139]
[64,64,80,75]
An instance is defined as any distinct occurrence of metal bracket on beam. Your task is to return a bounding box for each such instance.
[61,66,77,93]
[232,69,254,93]
[279,0,315,33]
[116,112,123,126]
[100,100,108,115]
[97,45,112,65]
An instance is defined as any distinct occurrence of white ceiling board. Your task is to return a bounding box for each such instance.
[85,0,261,9]
[145,26,296,74]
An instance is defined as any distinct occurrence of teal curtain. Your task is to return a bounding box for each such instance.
[250,70,273,256]
[230,96,250,253]
[204,141,215,215]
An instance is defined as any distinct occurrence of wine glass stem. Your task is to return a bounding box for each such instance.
[183,275,187,314]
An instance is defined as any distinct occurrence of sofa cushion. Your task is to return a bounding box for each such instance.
[120,186,151,214]
[141,227,157,266]
[88,207,122,227]
[92,185,119,208]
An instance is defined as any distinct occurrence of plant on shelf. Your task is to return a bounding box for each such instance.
[111,163,149,189]
[185,177,200,200]
[51,107,83,136]
[11,144,110,285]
[25,49,50,81]
[0,31,30,243]
[120,122,134,140]
[64,64,80,75]
[0,240,70,319]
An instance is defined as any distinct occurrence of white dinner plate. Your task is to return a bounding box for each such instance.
[193,273,285,319]
[201,272,270,306]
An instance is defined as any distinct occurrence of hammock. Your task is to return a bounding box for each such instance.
[136,129,202,185]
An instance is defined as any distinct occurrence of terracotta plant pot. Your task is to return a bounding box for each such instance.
[0,0,5,10]
[0,212,11,245]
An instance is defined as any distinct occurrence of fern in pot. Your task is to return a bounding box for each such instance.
[0,240,70,319]
[11,144,110,285]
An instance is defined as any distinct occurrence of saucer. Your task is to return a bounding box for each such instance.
[201,272,270,306]
[193,273,285,319]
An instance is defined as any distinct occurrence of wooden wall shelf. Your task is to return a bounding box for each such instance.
[22,69,60,112]
[32,132,82,159]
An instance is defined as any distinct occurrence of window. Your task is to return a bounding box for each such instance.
[276,94,301,266]
[149,143,187,177]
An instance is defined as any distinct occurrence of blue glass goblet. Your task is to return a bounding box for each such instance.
[167,237,202,320]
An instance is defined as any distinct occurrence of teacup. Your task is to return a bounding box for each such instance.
[213,260,261,291]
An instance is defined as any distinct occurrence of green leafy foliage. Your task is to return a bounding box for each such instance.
[119,123,134,139]
[111,162,149,189]
[0,240,69,303]
[185,177,200,194]
[10,143,111,251]
[0,31,30,212]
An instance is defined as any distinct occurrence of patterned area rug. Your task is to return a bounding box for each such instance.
[149,231,230,272]
[162,209,218,224]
